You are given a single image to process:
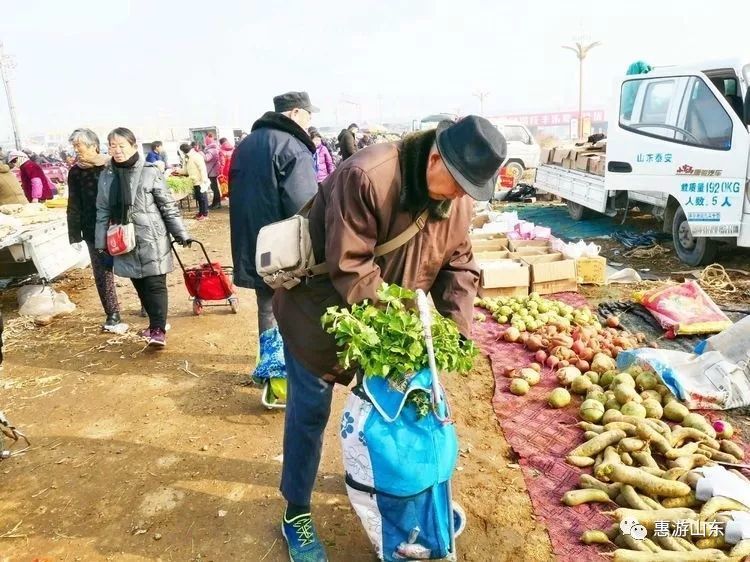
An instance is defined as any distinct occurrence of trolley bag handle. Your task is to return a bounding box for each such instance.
[170,239,215,274]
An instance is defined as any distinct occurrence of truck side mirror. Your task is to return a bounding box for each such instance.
[745,90,750,126]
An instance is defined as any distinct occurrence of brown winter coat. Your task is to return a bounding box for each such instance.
[273,129,479,384]
[0,164,26,206]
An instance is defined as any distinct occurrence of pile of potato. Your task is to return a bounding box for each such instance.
[553,364,750,560]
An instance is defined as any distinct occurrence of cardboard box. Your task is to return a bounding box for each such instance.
[551,146,573,165]
[470,232,507,241]
[540,147,553,164]
[518,251,563,264]
[575,151,601,172]
[521,254,578,295]
[508,239,551,252]
[508,247,550,258]
[562,156,575,169]
[472,238,509,252]
[475,250,510,263]
[577,256,607,285]
[478,259,530,298]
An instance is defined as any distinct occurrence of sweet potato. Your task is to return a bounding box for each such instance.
[580,530,611,545]
[636,422,672,455]
[631,450,659,469]
[700,496,750,520]
[719,439,745,460]
[600,464,692,498]
[662,492,701,508]
[698,445,739,464]
[605,421,639,437]
[566,455,596,468]
[619,438,648,453]
[579,474,622,499]
[654,534,688,552]
[666,442,701,459]
[611,549,729,561]
[577,421,605,433]
[562,489,611,506]
[730,539,750,557]
[621,452,634,466]
[568,429,627,458]
[621,484,653,510]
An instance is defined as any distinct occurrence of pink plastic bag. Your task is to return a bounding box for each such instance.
[638,280,732,338]
[533,226,552,239]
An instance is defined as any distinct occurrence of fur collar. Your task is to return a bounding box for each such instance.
[399,130,452,220]
[252,112,316,153]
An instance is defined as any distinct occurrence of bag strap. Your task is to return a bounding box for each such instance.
[308,209,429,276]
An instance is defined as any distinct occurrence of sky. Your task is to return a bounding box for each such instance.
[1,0,749,140]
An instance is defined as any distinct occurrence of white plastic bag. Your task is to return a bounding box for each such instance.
[617,319,750,410]
[17,285,76,320]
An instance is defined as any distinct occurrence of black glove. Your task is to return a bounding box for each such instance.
[177,238,193,248]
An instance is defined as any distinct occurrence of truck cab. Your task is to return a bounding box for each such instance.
[491,120,541,181]
[606,58,750,264]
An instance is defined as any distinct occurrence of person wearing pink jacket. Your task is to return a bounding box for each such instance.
[310,130,335,183]
[6,150,54,202]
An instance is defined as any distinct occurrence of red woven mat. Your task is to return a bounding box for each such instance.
[472,293,611,562]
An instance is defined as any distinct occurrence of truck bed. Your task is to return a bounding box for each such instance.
[534,165,607,213]
[534,165,669,214]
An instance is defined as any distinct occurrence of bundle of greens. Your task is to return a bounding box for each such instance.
[166,175,193,195]
[321,283,477,416]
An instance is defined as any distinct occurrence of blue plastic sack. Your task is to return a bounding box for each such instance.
[252,327,286,381]
[341,368,457,561]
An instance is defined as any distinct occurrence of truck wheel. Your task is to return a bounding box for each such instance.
[504,161,525,183]
[672,206,718,266]
[565,200,590,221]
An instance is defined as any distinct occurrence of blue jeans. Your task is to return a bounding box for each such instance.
[280,344,334,506]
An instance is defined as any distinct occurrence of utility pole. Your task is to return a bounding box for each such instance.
[562,38,601,139]
[0,42,21,149]
[473,91,490,116]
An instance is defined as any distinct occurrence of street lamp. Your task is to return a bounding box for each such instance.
[0,41,21,150]
[473,91,490,116]
[562,40,601,139]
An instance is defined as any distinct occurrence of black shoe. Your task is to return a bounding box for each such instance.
[103,313,121,331]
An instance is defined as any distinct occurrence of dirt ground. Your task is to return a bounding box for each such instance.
[0,207,553,562]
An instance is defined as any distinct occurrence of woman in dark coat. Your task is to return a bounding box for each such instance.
[96,127,192,348]
[67,128,122,331]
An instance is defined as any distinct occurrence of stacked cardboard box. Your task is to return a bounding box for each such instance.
[576,256,607,285]
[522,253,578,295]
[546,140,606,176]
[478,260,530,298]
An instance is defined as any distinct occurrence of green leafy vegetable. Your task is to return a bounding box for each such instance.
[321,283,477,416]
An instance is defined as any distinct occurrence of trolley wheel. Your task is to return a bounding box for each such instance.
[453,503,467,538]
[229,298,239,314]
[192,299,204,316]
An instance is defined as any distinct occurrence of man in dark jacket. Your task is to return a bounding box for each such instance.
[337,123,358,161]
[273,116,507,561]
[229,91,319,382]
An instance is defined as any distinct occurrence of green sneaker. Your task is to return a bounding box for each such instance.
[281,512,328,562]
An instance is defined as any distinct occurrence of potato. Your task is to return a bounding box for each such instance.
[640,390,662,403]
[635,371,659,391]
[587,390,607,404]
[602,409,623,424]
[571,375,593,395]
[510,379,530,396]
[613,372,636,388]
[663,401,689,422]
[605,399,621,411]
[642,399,663,420]
[548,387,571,408]
[621,402,647,418]
[580,399,605,423]
[599,371,616,388]
[615,384,642,405]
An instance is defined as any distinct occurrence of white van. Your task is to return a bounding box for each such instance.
[491,120,542,181]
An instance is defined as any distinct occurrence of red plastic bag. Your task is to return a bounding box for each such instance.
[636,280,732,338]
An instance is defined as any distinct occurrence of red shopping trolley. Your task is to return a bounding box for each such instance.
[171,240,239,315]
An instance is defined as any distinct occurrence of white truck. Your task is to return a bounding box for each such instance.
[0,216,88,281]
[534,58,750,266]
